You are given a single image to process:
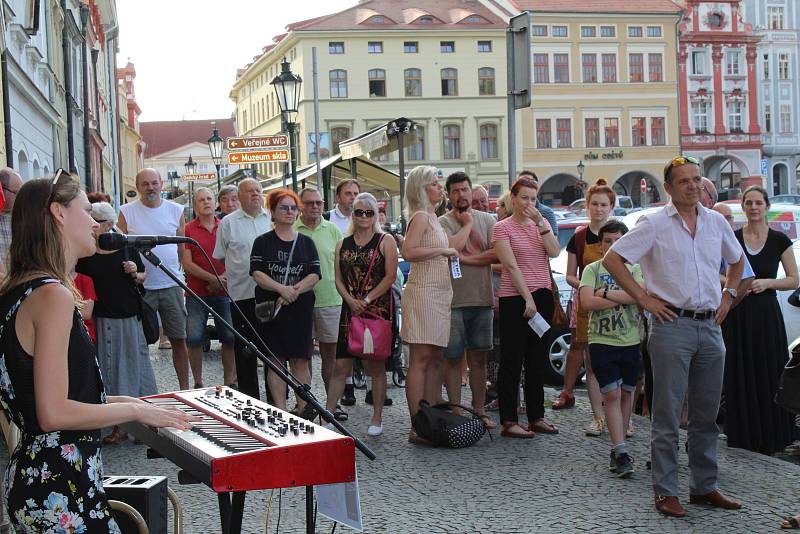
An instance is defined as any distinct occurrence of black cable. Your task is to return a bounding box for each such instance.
[331,522,337,534]
[275,489,282,534]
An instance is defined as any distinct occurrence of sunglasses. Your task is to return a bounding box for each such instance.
[665,155,700,177]
[354,209,375,218]
[52,168,69,186]
[276,205,298,212]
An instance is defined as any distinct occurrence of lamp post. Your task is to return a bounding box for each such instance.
[577,160,586,199]
[271,57,303,192]
[185,155,197,219]
[167,171,178,199]
[207,123,224,191]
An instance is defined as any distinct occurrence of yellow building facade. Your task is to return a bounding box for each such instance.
[521,3,683,206]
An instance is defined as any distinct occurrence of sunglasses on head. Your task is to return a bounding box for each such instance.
[665,155,700,176]
[52,168,69,186]
[354,209,375,218]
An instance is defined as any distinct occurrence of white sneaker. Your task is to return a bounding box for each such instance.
[367,423,383,436]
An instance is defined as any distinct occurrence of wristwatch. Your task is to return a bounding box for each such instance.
[536,219,546,228]
[723,287,738,299]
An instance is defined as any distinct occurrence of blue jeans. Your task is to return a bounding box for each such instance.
[185,295,235,347]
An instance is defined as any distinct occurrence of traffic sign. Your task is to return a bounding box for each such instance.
[227,150,290,164]
[640,178,647,193]
[761,159,768,179]
[226,135,289,151]
[181,172,217,183]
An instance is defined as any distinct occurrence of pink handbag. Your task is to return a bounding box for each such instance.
[347,235,393,361]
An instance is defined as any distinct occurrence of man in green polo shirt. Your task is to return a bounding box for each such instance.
[296,188,343,409]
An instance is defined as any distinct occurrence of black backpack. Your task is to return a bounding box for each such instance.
[412,401,490,448]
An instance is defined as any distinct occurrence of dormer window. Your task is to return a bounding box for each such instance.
[419,16,434,24]
[368,15,386,24]
[463,15,487,24]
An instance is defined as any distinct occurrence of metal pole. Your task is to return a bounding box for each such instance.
[397,127,406,233]
[288,121,298,192]
[506,29,517,188]
[312,47,322,189]
[215,163,221,191]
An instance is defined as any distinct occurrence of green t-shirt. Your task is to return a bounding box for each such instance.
[579,260,643,347]
[295,217,343,308]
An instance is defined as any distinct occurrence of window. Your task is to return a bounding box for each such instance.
[632,117,647,146]
[628,26,643,37]
[331,127,351,154]
[407,126,425,160]
[329,70,347,98]
[727,100,743,131]
[552,25,568,37]
[693,101,709,132]
[779,53,790,79]
[418,15,434,24]
[368,41,383,54]
[477,41,492,53]
[368,69,386,97]
[404,41,419,53]
[600,26,615,37]
[726,50,740,75]
[443,125,461,159]
[480,124,498,159]
[556,119,572,148]
[585,118,600,148]
[532,25,548,36]
[554,54,569,83]
[651,117,665,145]
[709,12,723,28]
[478,67,495,95]
[649,53,663,81]
[763,53,770,79]
[536,119,552,148]
[464,15,486,23]
[691,51,706,75]
[404,68,422,97]
[629,53,644,82]
[581,26,596,38]
[602,54,616,82]
[368,15,386,24]
[441,68,458,96]
[781,104,792,133]
[534,54,549,83]
[440,41,455,53]
[646,26,662,38]
[582,54,597,82]
[765,104,772,133]
[769,6,785,30]
[604,118,619,147]
[329,42,344,54]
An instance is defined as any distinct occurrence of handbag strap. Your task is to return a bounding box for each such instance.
[357,234,386,294]
[281,234,299,285]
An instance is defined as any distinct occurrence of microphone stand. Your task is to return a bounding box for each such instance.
[138,246,376,462]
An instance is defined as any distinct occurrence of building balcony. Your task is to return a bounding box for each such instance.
[681,132,762,146]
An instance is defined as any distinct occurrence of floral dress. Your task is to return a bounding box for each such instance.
[0,278,120,533]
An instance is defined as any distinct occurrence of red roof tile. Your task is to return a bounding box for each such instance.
[141,119,236,159]
[514,0,682,13]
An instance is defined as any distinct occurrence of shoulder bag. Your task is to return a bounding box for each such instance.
[412,401,490,448]
[347,235,393,360]
[121,246,159,345]
[255,235,298,323]
[775,344,800,414]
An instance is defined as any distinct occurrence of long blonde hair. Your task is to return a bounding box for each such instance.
[404,165,438,218]
[0,174,82,300]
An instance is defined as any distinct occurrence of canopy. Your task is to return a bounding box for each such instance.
[338,118,418,160]
[260,154,400,196]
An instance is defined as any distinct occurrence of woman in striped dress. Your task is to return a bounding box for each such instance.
[401,166,458,440]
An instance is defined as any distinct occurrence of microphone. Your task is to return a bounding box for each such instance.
[98,232,192,249]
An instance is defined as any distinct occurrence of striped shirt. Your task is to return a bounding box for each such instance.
[492,217,552,297]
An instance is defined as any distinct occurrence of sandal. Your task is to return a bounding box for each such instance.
[782,514,800,529]
[500,422,534,439]
[551,390,575,410]
[102,426,127,445]
[485,399,499,412]
[408,429,434,446]
[334,405,349,422]
[479,415,498,430]
[529,418,559,434]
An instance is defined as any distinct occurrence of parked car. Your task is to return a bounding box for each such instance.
[567,195,635,217]
[771,194,800,205]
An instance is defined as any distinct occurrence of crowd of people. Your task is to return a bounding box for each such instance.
[0,154,798,530]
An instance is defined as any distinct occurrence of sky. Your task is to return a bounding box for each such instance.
[117,0,355,122]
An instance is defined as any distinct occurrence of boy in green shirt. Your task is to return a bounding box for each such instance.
[579,220,643,478]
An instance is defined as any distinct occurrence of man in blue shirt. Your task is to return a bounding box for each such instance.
[517,170,558,237]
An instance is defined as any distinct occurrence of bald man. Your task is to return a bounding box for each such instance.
[700,177,718,209]
[213,178,273,401]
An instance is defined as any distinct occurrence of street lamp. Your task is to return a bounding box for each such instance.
[207,123,224,191]
[185,154,197,176]
[577,160,586,199]
[271,57,303,192]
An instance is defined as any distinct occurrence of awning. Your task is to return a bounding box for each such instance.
[338,118,418,160]
[260,154,400,196]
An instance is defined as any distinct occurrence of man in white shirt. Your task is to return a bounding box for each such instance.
[604,156,745,518]
[325,179,359,235]
[213,178,272,401]
[118,169,189,389]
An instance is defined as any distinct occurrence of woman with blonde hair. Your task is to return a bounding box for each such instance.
[401,166,458,442]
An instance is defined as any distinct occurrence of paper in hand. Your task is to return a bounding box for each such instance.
[528,312,550,337]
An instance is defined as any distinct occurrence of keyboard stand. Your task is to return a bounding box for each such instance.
[218,491,246,534]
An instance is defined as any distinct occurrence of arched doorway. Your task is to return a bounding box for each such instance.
[702,155,749,200]
[540,173,578,207]
[772,163,789,195]
[614,171,662,206]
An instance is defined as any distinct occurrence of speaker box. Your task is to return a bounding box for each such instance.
[103,475,168,534]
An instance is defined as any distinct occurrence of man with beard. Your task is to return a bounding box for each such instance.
[324,179,360,235]
[118,168,190,389]
[439,172,497,427]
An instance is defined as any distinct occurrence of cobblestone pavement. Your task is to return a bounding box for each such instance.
[95,344,800,533]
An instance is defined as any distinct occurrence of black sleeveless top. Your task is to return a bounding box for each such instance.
[0,278,105,437]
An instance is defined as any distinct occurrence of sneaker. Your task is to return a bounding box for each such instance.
[341,384,356,406]
[367,423,383,436]
[365,390,393,406]
[585,417,604,437]
[626,421,634,438]
[615,453,634,478]
[609,449,617,472]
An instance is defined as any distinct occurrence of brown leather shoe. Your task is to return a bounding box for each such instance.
[655,495,686,517]
[689,490,742,510]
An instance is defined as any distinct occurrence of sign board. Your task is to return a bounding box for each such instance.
[761,159,768,179]
[228,150,290,164]
[180,172,217,183]
[226,135,289,151]
[508,12,531,110]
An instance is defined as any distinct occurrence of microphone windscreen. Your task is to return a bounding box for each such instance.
[98,232,126,250]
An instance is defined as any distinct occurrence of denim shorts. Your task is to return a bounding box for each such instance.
[186,295,235,347]
[444,306,494,358]
[589,343,641,393]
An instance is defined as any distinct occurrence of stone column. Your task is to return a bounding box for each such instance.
[746,45,761,134]
[679,47,691,136]
[712,45,726,135]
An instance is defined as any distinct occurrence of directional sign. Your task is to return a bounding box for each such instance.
[228,150,290,164]
[180,172,217,183]
[226,135,289,151]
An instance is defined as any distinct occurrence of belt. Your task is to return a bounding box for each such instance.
[667,306,714,321]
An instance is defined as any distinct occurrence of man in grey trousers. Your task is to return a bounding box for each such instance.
[603,155,745,518]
